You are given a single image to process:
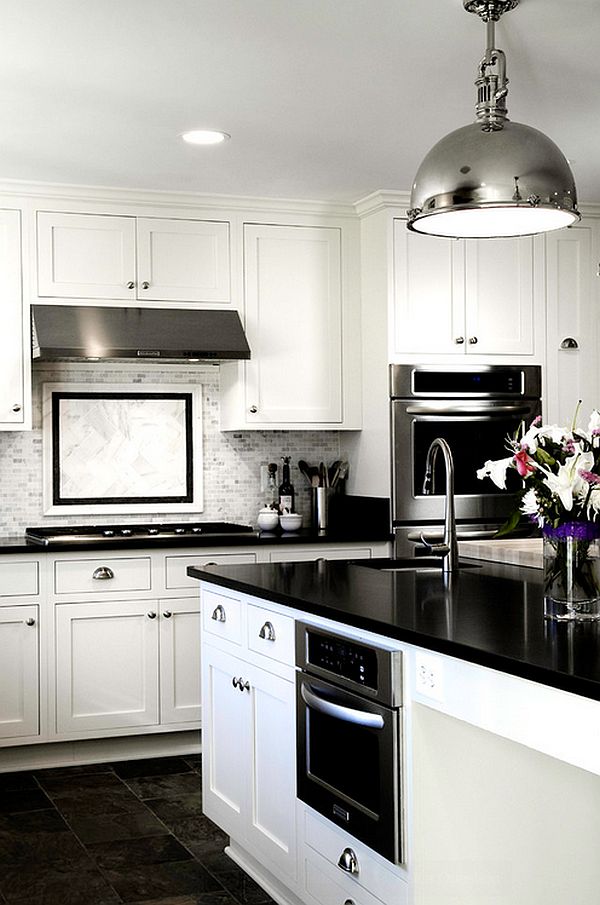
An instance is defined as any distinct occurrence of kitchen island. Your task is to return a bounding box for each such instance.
[190,557,600,905]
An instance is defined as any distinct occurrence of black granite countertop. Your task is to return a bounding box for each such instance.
[188,558,600,703]
[0,527,392,555]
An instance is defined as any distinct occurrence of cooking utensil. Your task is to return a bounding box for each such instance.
[298,460,313,486]
[319,462,327,488]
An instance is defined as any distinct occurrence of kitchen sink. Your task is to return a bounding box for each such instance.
[352,557,482,572]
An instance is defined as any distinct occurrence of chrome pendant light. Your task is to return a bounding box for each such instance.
[407,0,580,239]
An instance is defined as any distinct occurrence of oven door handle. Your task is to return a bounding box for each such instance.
[404,404,534,416]
[300,683,385,730]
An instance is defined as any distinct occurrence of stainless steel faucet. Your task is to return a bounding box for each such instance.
[421,437,459,572]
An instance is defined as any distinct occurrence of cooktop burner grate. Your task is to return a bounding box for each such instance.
[25,522,257,545]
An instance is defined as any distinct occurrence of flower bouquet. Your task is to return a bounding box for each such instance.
[477,406,600,621]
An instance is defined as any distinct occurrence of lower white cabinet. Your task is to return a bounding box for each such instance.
[202,641,297,882]
[0,605,39,740]
[55,597,201,735]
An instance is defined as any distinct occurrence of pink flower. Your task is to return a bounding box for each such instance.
[514,449,535,477]
[579,469,600,485]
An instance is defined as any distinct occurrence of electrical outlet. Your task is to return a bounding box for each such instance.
[260,465,270,493]
[415,652,444,701]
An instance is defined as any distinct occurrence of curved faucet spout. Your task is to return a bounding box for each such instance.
[422,438,460,572]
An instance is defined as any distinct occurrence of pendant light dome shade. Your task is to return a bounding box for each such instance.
[408,120,579,238]
[407,0,580,239]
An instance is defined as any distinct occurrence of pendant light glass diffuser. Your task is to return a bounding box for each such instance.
[407,0,580,239]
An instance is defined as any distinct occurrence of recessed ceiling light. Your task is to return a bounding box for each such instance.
[181,130,230,146]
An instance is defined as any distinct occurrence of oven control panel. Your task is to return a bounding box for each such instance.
[306,630,378,690]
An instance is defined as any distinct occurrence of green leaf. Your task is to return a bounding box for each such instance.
[535,448,556,467]
[494,509,523,538]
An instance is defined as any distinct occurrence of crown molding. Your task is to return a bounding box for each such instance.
[0,177,358,219]
[354,190,411,218]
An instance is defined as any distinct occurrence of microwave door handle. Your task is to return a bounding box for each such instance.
[300,683,385,730]
[405,404,534,416]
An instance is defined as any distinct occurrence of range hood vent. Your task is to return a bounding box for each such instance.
[32,305,251,362]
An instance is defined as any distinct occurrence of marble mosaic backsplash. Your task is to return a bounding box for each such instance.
[0,362,341,535]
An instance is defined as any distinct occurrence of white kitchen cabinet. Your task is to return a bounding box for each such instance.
[544,219,600,425]
[0,605,39,740]
[159,596,202,725]
[202,641,297,882]
[220,220,361,429]
[392,219,537,357]
[36,211,230,303]
[55,599,160,734]
[0,209,27,428]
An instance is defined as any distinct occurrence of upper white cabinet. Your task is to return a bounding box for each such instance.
[0,209,27,428]
[544,219,600,425]
[36,211,231,304]
[392,219,538,357]
[220,221,361,429]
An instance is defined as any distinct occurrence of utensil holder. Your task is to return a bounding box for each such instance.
[311,487,328,533]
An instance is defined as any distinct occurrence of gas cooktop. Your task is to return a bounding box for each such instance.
[25,522,257,546]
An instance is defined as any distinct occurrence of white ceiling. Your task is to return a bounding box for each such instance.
[3,0,600,204]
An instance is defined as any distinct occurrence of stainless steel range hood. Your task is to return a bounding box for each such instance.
[32,305,251,362]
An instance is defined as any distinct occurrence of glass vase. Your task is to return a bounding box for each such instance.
[543,522,600,621]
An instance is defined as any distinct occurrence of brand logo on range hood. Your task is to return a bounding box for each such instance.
[137,350,161,357]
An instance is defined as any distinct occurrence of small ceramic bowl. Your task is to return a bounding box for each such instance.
[257,510,279,531]
[279,513,302,532]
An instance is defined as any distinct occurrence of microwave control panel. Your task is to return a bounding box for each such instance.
[306,630,378,690]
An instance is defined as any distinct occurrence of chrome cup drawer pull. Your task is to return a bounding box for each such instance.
[211,604,226,623]
[258,620,276,642]
[337,848,359,875]
[92,566,114,581]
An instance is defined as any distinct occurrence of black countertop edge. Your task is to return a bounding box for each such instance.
[0,529,393,555]
[188,564,600,705]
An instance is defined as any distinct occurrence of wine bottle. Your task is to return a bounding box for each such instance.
[278,456,295,513]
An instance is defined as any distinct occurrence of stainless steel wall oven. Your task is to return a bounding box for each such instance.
[390,364,542,555]
[296,622,404,865]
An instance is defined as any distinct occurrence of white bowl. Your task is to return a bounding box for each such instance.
[279,513,302,532]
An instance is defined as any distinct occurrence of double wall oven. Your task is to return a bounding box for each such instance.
[296,621,404,865]
[390,364,542,556]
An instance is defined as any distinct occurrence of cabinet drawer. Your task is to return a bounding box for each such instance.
[269,547,372,563]
[54,557,151,595]
[304,810,407,905]
[202,588,242,645]
[247,604,295,666]
[0,561,39,597]
[166,552,256,589]
[304,848,397,905]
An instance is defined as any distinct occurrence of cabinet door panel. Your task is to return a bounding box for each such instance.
[0,606,39,739]
[37,212,136,299]
[393,220,463,355]
[545,223,598,425]
[0,210,24,425]
[159,598,201,725]
[202,644,248,839]
[136,218,230,302]
[247,661,296,878]
[243,224,342,423]
[55,601,159,733]
[464,237,534,355]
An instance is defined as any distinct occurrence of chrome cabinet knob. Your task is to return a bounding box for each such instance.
[468,336,478,344]
[258,621,276,642]
[92,566,114,580]
[126,281,135,289]
[337,848,359,875]
[249,405,258,414]
[239,679,250,692]
[211,604,226,623]
[25,617,35,626]
[141,281,150,290]
[163,611,172,619]
[11,404,21,412]
[344,900,356,905]
[232,676,240,689]
[147,611,157,619]
[560,336,579,350]
[454,336,465,344]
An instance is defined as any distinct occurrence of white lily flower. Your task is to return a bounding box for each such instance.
[477,457,514,490]
[538,451,594,511]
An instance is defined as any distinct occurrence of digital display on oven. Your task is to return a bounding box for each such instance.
[307,631,378,690]
[413,369,523,395]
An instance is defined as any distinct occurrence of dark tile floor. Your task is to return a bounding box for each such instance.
[0,755,276,905]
